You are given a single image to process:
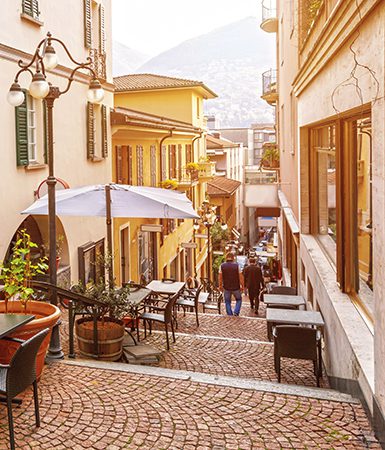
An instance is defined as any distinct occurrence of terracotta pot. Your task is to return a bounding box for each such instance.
[75,317,125,361]
[0,300,61,378]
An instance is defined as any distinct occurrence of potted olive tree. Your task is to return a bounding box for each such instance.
[0,230,61,377]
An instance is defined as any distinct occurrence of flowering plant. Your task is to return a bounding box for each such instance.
[160,179,178,189]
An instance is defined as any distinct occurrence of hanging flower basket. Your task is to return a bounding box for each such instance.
[160,179,178,190]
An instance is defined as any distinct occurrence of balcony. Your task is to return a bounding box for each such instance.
[260,0,278,33]
[89,48,107,81]
[261,69,278,106]
[176,168,199,191]
[198,162,216,181]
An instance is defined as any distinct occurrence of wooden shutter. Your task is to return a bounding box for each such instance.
[161,145,167,181]
[15,90,28,166]
[178,144,182,179]
[150,145,157,187]
[136,145,144,186]
[43,100,48,164]
[101,104,108,158]
[128,145,133,184]
[23,0,39,18]
[186,144,192,164]
[87,102,95,159]
[99,4,106,53]
[169,144,176,178]
[116,145,123,183]
[84,0,92,48]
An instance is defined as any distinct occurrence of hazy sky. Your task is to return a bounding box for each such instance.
[112,0,262,56]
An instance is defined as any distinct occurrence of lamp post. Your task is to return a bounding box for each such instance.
[7,32,105,359]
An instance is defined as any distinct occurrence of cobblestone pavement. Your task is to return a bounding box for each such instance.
[0,363,379,450]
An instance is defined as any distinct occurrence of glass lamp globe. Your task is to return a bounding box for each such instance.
[87,79,104,104]
[7,83,25,106]
[43,44,58,70]
[29,72,50,99]
[221,223,228,231]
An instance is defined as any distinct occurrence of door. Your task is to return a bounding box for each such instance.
[120,226,130,284]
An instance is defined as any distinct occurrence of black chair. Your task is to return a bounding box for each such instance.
[202,287,223,314]
[270,286,297,295]
[266,304,298,341]
[161,278,176,283]
[0,328,50,450]
[140,293,179,350]
[273,325,322,386]
[176,285,203,327]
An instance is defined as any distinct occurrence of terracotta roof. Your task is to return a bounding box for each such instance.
[207,134,240,149]
[114,73,217,98]
[111,107,201,133]
[207,176,241,197]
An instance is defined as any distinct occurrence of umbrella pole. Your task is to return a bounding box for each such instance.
[105,184,114,285]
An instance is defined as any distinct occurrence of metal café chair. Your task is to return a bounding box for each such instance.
[273,325,322,386]
[176,284,203,327]
[0,328,49,450]
[270,286,297,295]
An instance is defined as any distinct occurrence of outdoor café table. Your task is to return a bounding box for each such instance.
[0,314,35,339]
[266,308,325,328]
[264,294,306,309]
[146,280,185,296]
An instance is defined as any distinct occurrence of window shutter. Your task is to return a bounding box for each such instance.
[150,145,157,187]
[169,144,176,179]
[101,104,108,158]
[87,102,95,159]
[178,144,182,179]
[136,145,144,186]
[99,4,106,53]
[15,90,29,166]
[186,144,192,164]
[23,0,39,19]
[116,145,123,183]
[84,0,92,48]
[161,145,167,181]
[128,145,133,184]
[43,100,48,164]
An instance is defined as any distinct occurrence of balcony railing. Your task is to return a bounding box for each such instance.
[261,0,278,33]
[89,48,107,81]
[261,69,278,105]
[198,162,216,180]
[176,168,199,191]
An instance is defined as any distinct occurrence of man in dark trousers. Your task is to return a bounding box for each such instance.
[218,252,244,316]
[243,257,265,314]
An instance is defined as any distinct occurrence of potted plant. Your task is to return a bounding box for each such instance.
[41,233,65,270]
[160,179,178,190]
[73,280,135,361]
[185,162,200,174]
[0,230,61,377]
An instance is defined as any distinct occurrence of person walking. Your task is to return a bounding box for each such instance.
[243,257,265,314]
[218,252,244,316]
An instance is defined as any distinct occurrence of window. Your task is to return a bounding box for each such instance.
[308,112,373,315]
[15,91,46,167]
[78,239,105,285]
[87,103,108,160]
[186,144,192,164]
[115,145,132,184]
[168,145,176,179]
[136,145,144,186]
[22,0,40,20]
[150,145,157,187]
[196,97,200,119]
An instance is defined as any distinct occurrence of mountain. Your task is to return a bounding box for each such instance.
[112,41,150,76]
[138,17,275,128]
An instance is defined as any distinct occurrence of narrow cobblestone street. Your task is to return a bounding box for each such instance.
[0,301,380,449]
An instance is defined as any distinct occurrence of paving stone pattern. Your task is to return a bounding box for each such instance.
[0,364,379,450]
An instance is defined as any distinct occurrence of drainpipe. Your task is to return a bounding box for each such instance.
[192,130,203,161]
[159,130,173,181]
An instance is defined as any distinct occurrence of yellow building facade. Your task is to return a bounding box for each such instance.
[111,74,216,285]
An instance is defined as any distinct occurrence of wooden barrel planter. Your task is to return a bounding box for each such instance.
[75,317,125,361]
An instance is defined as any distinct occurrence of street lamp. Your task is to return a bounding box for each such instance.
[7,32,105,359]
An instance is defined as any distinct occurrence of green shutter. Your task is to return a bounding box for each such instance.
[101,104,108,158]
[43,100,48,164]
[23,0,39,19]
[15,90,29,167]
[87,102,95,159]
[84,0,92,48]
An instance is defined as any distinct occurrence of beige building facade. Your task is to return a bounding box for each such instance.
[262,0,385,442]
[0,0,114,284]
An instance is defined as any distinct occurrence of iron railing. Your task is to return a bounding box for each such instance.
[262,69,277,96]
[262,0,277,22]
[89,48,107,81]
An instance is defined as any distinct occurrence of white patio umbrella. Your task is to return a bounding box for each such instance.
[22,183,199,279]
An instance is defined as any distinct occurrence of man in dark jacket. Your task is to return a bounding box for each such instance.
[218,252,244,316]
[243,257,265,314]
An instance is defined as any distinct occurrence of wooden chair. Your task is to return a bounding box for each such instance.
[270,286,297,295]
[273,325,322,386]
[140,293,179,350]
[176,285,203,327]
[0,328,49,450]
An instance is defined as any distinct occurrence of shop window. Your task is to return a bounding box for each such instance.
[78,239,105,285]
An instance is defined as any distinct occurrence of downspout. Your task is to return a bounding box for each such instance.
[159,130,173,181]
[192,130,203,161]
